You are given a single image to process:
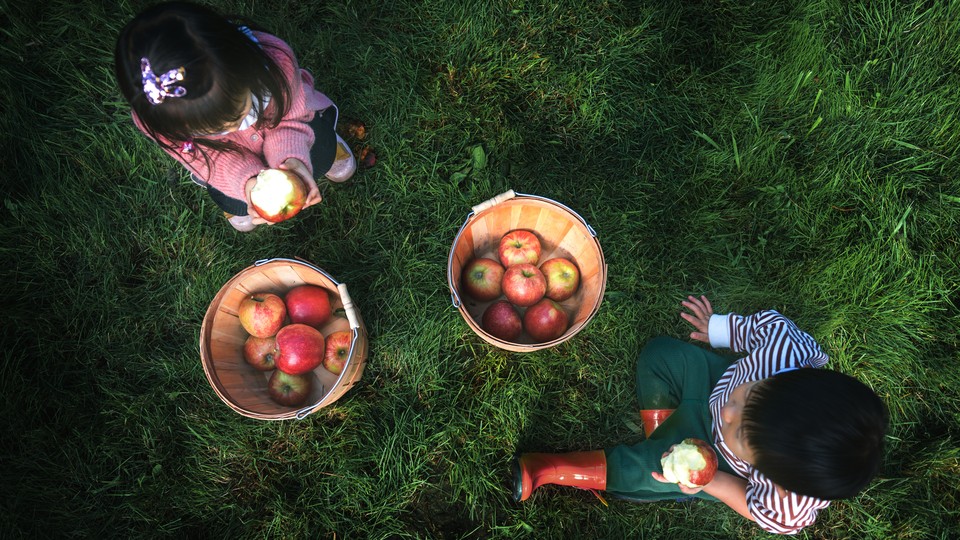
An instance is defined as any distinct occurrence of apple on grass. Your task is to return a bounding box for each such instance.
[502,263,546,307]
[498,230,542,267]
[285,284,333,328]
[267,370,313,407]
[540,257,581,302]
[481,300,523,341]
[323,330,352,375]
[238,293,287,338]
[523,298,569,342]
[660,438,718,489]
[250,168,306,223]
[461,258,505,301]
[243,335,277,371]
[275,323,325,375]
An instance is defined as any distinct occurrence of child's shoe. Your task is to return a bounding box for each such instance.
[225,212,257,232]
[324,133,357,183]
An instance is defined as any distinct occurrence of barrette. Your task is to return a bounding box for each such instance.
[140,57,186,105]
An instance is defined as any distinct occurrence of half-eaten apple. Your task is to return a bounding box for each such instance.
[660,438,718,489]
[250,168,306,223]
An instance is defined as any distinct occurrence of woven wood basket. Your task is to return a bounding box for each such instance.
[200,258,368,420]
[447,190,607,351]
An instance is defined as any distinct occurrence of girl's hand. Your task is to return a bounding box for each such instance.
[680,295,713,343]
[280,158,322,207]
[243,176,270,225]
[651,445,705,494]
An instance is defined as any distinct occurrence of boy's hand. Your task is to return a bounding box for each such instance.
[651,445,705,494]
[680,295,713,344]
[280,158,322,207]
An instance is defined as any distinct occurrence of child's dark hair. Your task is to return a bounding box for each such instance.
[114,1,290,162]
[741,369,888,500]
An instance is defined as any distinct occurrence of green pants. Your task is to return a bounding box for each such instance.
[605,336,734,501]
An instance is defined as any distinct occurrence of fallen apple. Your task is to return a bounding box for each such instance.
[275,323,325,375]
[498,230,542,267]
[540,257,580,302]
[267,370,313,407]
[323,330,352,375]
[250,168,306,223]
[242,335,277,371]
[502,263,546,307]
[523,298,569,342]
[285,284,333,329]
[238,293,286,338]
[481,300,523,341]
[660,438,718,489]
[461,257,505,301]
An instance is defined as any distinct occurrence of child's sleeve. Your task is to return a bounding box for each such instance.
[746,476,829,535]
[708,310,828,368]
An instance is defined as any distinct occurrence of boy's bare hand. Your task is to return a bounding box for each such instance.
[680,295,713,343]
[280,158,322,207]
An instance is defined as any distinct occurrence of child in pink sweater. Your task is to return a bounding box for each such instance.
[114,1,355,231]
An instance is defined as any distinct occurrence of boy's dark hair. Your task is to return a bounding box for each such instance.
[114,1,291,166]
[741,368,888,500]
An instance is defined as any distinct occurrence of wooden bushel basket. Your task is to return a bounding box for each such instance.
[200,258,368,420]
[447,190,607,352]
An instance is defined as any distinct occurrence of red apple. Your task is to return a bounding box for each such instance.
[540,257,580,302]
[523,298,569,342]
[249,168,306,223]
[461,258,505,301]
[502,263,546,307]
[275,323,325,375]
[242,335,277,371]
[285,285,333,329]
[660,438,718,488]
[481,300,523,341]
[498,230,542,267]
[238,293,286,338]
[267,370,313,407]
[323,330,352,375]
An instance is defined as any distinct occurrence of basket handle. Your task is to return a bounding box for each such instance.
[337,283,361,330]
[471,189,516,214]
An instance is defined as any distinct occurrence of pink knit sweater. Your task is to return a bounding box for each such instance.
[133,31,334,203]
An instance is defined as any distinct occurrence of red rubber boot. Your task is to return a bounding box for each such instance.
[512,450,607,502]
[640,408,675,438]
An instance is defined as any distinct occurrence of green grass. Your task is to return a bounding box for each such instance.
[2,0,959,538]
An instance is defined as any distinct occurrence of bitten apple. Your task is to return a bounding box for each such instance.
[285,284,333,329]
[502,263,547,307]
[523,298,569,342]
[498,230,542,267]
[250,168,307,223]
[660,438,718,488]
[267,370,313,407]
[540,257,580,302]
[242,335,277,371]
[323,330,352,375]
[238,293,286,338]
[461,258,505,301]
[275,323,325,375]
[481,300,523,341]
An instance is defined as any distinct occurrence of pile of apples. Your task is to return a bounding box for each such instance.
[238,285,351,407]
[461,229,581,343]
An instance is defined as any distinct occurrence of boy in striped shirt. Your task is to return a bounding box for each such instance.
[513,295,888,535]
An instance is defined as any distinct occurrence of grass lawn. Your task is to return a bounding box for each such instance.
[2,0,959,537]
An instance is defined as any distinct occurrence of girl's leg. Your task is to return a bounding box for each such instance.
[309,106,356,183]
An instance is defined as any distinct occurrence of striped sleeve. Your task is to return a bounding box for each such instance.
[747,472,830,534]
[725,310,828,374]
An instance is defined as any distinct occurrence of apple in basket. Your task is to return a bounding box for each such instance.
[660,438,718,489]
[267,370,313,407]
[323,330,352,375]
[285,284,333,328]
[238,293,287,338]
[502,263,546,307]
[481,300,523,341]
[250,168,306,223]
[498,230,542,267]
[275,323,325,375]
[523,298,569,342]
[540,257,580,302]
[243,335,277,371]
[461,257,505,301]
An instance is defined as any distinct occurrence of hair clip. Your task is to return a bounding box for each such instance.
[140,57,186,105]
[181,139,195,153]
